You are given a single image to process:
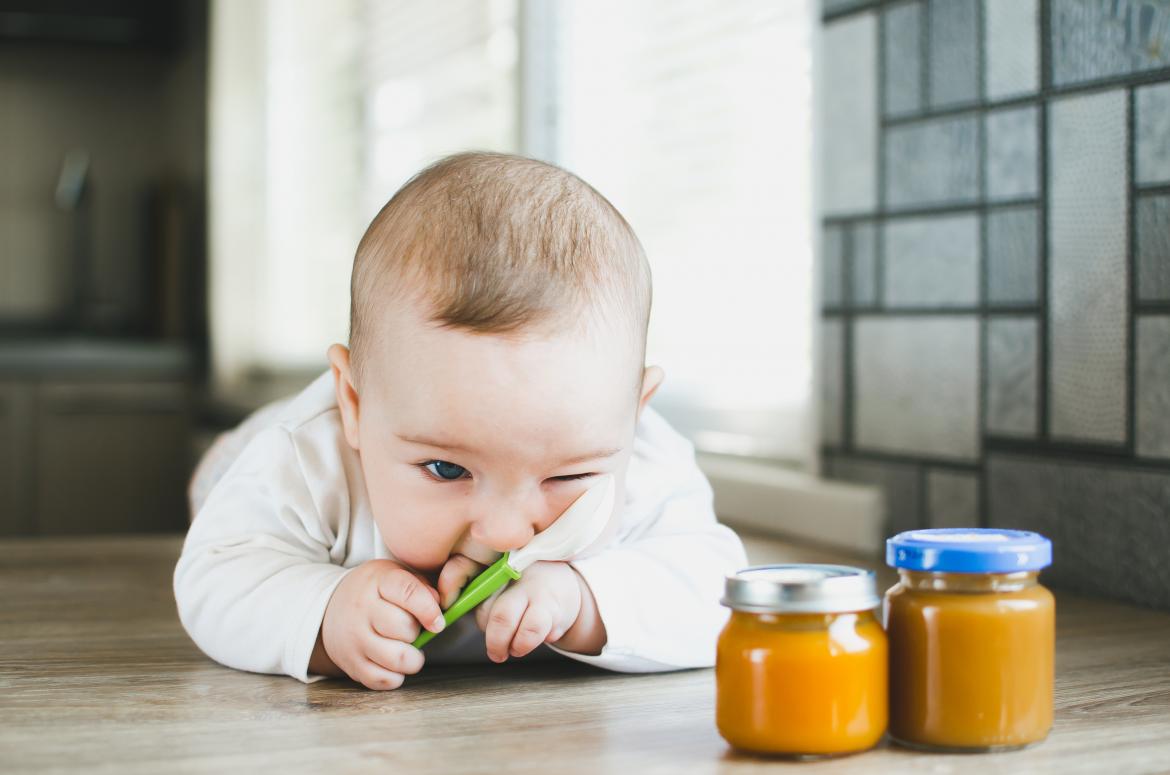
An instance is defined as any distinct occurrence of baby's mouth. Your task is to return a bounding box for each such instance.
[453,541,502,566]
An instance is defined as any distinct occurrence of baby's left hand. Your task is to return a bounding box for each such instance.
[473,560,587,662]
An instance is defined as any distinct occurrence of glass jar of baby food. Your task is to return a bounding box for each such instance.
[716,564,887,758]
[885,529,1054,752]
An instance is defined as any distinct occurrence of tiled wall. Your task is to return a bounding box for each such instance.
[818,0,1170,609]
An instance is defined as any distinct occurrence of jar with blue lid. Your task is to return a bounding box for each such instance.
[884,528,1055,752]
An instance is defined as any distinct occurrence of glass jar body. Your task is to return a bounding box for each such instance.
[885,570,1055,751]
[715,608,888,757]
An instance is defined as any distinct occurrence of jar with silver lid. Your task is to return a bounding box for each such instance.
[715,564,888,757]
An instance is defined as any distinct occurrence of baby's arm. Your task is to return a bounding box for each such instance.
[173,426,441,686]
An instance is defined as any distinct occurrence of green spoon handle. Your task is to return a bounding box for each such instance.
[412,552,521,649]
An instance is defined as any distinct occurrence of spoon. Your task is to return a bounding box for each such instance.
[412,473,616,649]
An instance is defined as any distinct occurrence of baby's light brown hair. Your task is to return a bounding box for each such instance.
[349,151,653,387]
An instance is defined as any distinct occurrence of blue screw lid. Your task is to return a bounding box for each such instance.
[886,528,1053,573]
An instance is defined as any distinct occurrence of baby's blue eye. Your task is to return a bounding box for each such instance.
[423,460,469,481]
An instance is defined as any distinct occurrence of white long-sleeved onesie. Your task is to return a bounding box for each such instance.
[173,371,747,682]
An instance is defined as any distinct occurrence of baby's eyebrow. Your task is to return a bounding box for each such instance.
[557,447,622,466]
[397,433,621,466]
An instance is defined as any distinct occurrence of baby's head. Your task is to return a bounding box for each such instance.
[328,152,662,573]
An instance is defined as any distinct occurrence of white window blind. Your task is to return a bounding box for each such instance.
[361,0,520,216]
[210,0,363,382]
[209,0,519,386]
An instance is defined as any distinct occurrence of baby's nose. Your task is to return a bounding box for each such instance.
[469,508,539,553]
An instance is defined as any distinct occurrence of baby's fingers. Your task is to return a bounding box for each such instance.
[377,568,445,634]
[509,604,553,658]
[353,658,405,691]
[483,589,529,663]
[370,598,423,643]
[365,632,425,676]
[474,588,506,632]
[438,554,485,609]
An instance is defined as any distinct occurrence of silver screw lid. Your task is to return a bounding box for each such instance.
[721,564,880,614]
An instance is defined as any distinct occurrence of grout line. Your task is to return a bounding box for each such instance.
[917,464,928,529]
[975,0,989,527]
[822,441,1170,472]
[1037,0,1051,442]
[1126,86,1138,455]
[983,437,1170,471]
[819,445,982,471]
[1135,182,1170,196]
[822,2,882,25]
[921,0,932,111]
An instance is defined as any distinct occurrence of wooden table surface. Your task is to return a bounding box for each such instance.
[2,533,1169,774]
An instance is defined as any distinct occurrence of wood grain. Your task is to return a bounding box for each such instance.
[1,533,1168,774]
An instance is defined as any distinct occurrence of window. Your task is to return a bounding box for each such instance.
[209,0,520,382]
[362,0,520,216]
[544,0,816,465]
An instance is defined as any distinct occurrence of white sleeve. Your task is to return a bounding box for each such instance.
[549,412,748,673]
[173,426,352,683]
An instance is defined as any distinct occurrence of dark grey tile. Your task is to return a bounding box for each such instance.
[1137,195,1170,302]
[821,319,845,446]
[824,13,879,216]
[828,455,922,536]
[928,0,978,108]
[986,106,1039,200]
[987,206,1040,305]
[986,316,1039,437]
[851,222,879,306]
[926,469,980,528]
[1051,0,1134,86]
[988,454,1170,610]
[883,2,923,117]
[1048,90,1129,444]
[885,115,979,209]
[1133,10,1170,74]
[823,225,845,307]
[883,214,979,307]
[1136,82,1170,186]
[1051,1,1170,81]
[854,316,980,460]
[984,0,1039,99]
[1136,316,1170,459]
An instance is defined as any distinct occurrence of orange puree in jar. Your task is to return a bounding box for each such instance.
[884,529,1055,752]
[715,565,887,757]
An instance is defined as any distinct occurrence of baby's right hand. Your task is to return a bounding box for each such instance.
[319,559,446,690]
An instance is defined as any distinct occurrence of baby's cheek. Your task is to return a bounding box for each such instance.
[375,506,463,573]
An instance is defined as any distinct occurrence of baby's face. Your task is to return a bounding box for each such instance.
[331,305,656,574]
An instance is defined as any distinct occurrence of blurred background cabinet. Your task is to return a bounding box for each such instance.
[35,380,191,534]
[0,382,36,535]
[0,0,208,537]
[0,342,194,535]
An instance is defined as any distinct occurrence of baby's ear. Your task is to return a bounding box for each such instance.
[328,344,362,450]
[637,365,665,416]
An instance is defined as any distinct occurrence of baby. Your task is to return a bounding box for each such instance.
[175,151,747,690]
